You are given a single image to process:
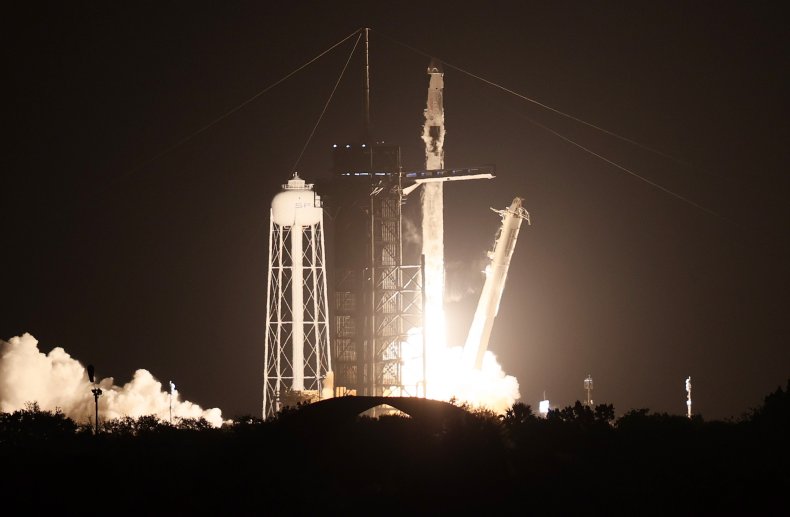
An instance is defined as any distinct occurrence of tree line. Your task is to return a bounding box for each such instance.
[1,380,787,515]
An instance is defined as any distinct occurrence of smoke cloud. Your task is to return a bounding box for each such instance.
[0,333,223,427]
[401,328,520,414]
[444,257,488,304]
[427,345,520,414]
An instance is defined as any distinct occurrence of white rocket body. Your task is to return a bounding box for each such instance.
[422,61,445,170]
[464,197,530,369]
[421,61,447,357]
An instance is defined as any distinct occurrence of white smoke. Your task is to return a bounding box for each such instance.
[430,344,520,414]
[412,342,520,414]
[321,370,335,400]
[402,215,421,246]
[401,327,520,415]
[444,258,488,304]
[0,333,223,427]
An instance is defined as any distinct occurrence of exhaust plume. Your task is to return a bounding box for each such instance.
[0,333,223,427]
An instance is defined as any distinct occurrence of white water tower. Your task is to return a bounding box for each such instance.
[263,173,332,419]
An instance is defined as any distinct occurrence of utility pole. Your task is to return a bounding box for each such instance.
[169,381,176,424]
[87,364,102,434]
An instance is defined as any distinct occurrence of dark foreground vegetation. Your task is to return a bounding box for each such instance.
[2,381,788,516]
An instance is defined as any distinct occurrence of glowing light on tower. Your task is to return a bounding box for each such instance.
[263,173,332,419]
[685,376,692,419]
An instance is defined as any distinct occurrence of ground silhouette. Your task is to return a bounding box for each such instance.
[1,381,788,515]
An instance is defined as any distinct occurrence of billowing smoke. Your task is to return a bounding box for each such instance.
[444,258,489,304]
[401,328,520,414]
[0,333,223,427]
[435,346,520,414]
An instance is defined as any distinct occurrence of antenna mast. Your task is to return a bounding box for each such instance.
[584,374,594,406]
[87,364,102,434]
[363,27,371,144]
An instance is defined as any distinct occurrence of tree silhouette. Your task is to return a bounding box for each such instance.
[0,401,77,445]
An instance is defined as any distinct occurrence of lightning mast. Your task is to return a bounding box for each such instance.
[87,364,101,434]
[463,197,530,369]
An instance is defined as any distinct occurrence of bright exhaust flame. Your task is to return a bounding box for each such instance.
[401,328,520,414]
[421,182,448,369]
[414,60,520,414]
[0,333,223,427]
[414,185,520,414]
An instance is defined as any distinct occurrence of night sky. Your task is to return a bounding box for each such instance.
[4,2,788,420]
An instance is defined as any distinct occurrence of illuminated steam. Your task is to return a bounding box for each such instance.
[0,333,223,427]
[402,328,520,413]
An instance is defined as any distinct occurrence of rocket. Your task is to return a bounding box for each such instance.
[463,197,530,369]
[423,59,445,169]
[421,59,447,365]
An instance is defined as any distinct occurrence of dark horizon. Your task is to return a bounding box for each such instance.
[4,2,788,421]
[2,388,789,514]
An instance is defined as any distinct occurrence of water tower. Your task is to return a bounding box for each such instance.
[263,173,332,419]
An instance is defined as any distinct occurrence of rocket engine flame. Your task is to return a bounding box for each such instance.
[0,333,223,427]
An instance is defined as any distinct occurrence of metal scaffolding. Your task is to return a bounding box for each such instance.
[330,144,423,399]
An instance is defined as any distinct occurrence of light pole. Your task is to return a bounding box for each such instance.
[87,364,102,434]
[169,381,176,424]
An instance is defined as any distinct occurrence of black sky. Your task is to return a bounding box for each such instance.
[4,1,788,419]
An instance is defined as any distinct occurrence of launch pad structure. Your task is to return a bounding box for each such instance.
[328,144,424,398]
[326,58,496,401]
[262,30,524,418]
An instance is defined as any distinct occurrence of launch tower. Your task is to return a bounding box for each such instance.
[328,144,424,398]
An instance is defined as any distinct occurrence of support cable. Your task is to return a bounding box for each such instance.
[525,114,719,217]
[291,32,362,173]
[375,29,719,218]
[112,28,362,185]
[374,29,687,166]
